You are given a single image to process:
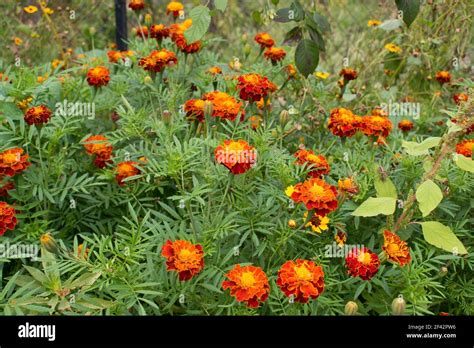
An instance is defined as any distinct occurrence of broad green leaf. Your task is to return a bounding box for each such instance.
[420,221,467,255]
[184,6,211,43]
[447,120,462,134]
[352,197,396,217]
[295,39,319,77]
[416,180,443,217]
[395,0,421,27]
[454,154,474,173]
[378,19,402,31]
[214,0,227,12]
[274,8,292,22]
[402,137,441,156]
[374,177,397,199]
[289,0,305,22]
[313,12,330,32]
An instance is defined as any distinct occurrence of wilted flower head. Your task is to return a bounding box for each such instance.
[293,150,330,178]
[338,177,358,195]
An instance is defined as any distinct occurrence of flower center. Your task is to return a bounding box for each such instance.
[387,243,400,254]
[358,251,372,265]
[3,153,18,164]
[294,265,312,281]
[178,248,192,261]
[309,184,325,196]
[240,271,256,288]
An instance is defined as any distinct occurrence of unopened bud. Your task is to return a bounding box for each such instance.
[288,219,297,228]
[144,14,152,26]
[204,100,213,117]
[279,110,289,125]
[345,301,358,315]
[40,233,58,253]
[244,44,251,56]
[144,75,152,84]
[162,110,172,124]
[440,266,448,275]
[391,295,406,315]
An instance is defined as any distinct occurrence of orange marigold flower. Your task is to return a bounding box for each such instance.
[453,93,468,105]
[0,181,15,197]
[335,230,347,247]
[264,47,286,64]
[161,240,204,281]
[83,135,113,168]
[203,91,245,121]
[24,105,53,126]
[0,148,30,177]
[150,24,170,41]
[116,161,141,186]
[77,243,90,259]
[128,0,145,11]
[0,201,17,236]
[214,140,256,175]
[360,115,393,138]
[207,66,222,76]
[288,177,338,216]
[184,99,205,122]
[175,35,202,54]
[166,1,184,17]
[236,73,277,102]
[107,50,130,63]
[345,247,380,280]
[293,149,330,178]
[286,64,297,79]
[139,49,177,73]
[435,70,451,84]
[277,259,325,303]
[338,177,358,195]
[328,108,360,137]
[456,139,473,158]
[254,32,275,48]
[371,107,389,117]
[339,68,358,81]
[222,264,270,308]
[382,230,411,266]
[86,66,110,87]
[398,119,414,132]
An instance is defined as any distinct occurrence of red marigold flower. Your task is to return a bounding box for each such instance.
[277,259,325,303]
[139,49,177,73]
[287,177,338,216]
[169,19,201,54]
[236,73,277,102]
[115,161,141,186]
[382,230,411,266]
[328,108,361,137]
[150,24,170,41]
[338,177,358,195]
[339,68,358,81]
[264,47,286,64]
[345,247,380,280]
[222,264,270,308]
[166,1,184,17]
[453,93,468,105]
[435,70,451,84]
[0,148,30,177]
[0,181,15,197]
[24,105,53,126]
[214,139,256,175]
[83,135,113,168]
[293,149,330,178]
[254,32,275,48]
[128,0,145,11]
[203,91,245,122]
[86,66,110,87]
[161,239,204,281]
[0,201,17,236]
[398,119,413,132]
[456,139,473,158]
[184,99,205,122]
[360,115,393,138]
[134,25,149,37]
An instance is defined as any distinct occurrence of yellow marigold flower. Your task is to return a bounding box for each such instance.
[37,75,47,83]
[43,7,54,15]
[166,1,184,17]
[367,19,381,27]
[30,32,40,38]
[24,5,38,14]
[285,185,295,197]
[385,43,402,54]
[315,71,330,79]
[51,59,63,69]
[16,97,33,111]
[288,219,297,228]
[304,212,330,233]
[13,37,23,46]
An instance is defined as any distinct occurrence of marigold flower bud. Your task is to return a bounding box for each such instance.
[345,301,358,315]
[392,295,406,315]
[40,233,58,253]
[144,14,152,26]
[144,75,152,84]
[162,110,172,124]
[279,110,289,125]
[288,219,297,228]
[203,100,213,118]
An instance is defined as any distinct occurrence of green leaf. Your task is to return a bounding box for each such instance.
[308,27,325,51]
[395,0,421,27]
[214,0,227,12]
[283,26,302,45]
[313,12,330,32]
[402,137,441,156]
[420,221,467,255]
[184,6,211,43]
[289,0,305,22]
[295,39,319,77]
[416,180,443,217]
[454,154,474,173]
[274,8,292,23]
[378,19,403,31]
[352,197,397,217]
[384,52,403,71]
[374,177,397,199]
